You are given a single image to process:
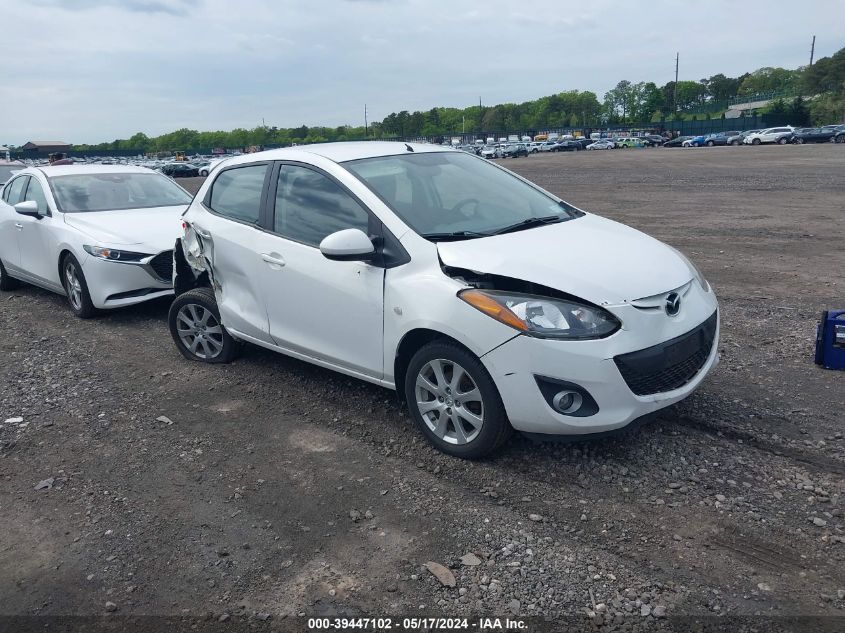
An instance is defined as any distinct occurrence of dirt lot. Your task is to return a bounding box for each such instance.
[1,144,843,629]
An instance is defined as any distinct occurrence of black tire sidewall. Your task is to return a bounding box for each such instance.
[0,257,20,291]
[168,288,238,363]
[403,341,511,459]
[62,254,97,318]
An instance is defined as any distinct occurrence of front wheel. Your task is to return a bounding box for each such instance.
[0,257,21,291]
[168,287,240,363]
[404,341,512,459]
[706,140,714,147]
[752,138,761,145]
[795,137,804,144]
[62,254,97,318]
[777,137,788,145]
[731,140,740,146]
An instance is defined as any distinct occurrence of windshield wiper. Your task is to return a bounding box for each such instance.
[490,215,563,236]
[421,230,491,242]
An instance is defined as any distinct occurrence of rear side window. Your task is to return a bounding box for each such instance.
[4,176,28,205]
[273,165,370,247]
[208,165,268,224]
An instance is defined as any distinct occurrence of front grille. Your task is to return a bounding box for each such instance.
[148,250,174,282]
[614,311,717,396]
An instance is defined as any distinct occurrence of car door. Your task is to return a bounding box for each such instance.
[193,162,275,343]
[0,175,29,274]
[16,174,63,288]
[255,162,385,379]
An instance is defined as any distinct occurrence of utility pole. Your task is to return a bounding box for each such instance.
[809,35,816,66]
[364,104,368,137]
[673,52,679,112]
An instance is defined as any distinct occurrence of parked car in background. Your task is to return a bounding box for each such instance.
[615,138,645,149]
[702,132,740,146]
[168,142,718,458]
[0,161,25,186]
[791,127,838,144]
[537,141,558,152]
[161,163,200,177]
[640,135,666,147]
[479,145,500,159]
[743,127,795,145]
[502,143,529,158]
[554,140,583,152]
[663,136,693,148]
[586,139,615,150]
[726,130,760,145]
[199,158,225,176]
[0,166,192,317]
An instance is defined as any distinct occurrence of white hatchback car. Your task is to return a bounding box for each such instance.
[0,165,193,317]
[169,142,719,457]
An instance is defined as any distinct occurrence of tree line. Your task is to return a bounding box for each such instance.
[39,46,845,152]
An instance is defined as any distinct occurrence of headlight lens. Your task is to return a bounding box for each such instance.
[83,245,150,262]
[459,289,620,339]
[669,247,710,292]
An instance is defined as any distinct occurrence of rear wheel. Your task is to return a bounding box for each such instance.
[706,140,715,147]
[777,137,788,145]
[731,140,740,146]
[0,257,21,291]
[404,341,512,459]
[168,287,240,363]
[62,254,97,318]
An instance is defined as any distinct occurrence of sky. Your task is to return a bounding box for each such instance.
[1,0,841,145]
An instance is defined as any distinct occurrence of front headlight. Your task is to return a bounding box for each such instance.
[458,289,620,340]
[83,245,150,262]
[669,247,710,292]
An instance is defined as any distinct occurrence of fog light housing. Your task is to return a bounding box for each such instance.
[534,376,599,417]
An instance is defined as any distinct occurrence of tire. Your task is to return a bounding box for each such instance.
[61,254,97,318]
[200,169,209,177]
[837,135,844,144]
[0,257,21,291]
[795,137,804,144]
[706,140,714,147]
[752,138,761,145]
[731,140,739,146]
[777,137,787,145]
[404,341,512,459]
[168,287,240,364]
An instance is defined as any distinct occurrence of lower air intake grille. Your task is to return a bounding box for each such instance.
[148,250,173,282]
[614,311,717,396]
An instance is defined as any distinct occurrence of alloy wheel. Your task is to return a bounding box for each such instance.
[414,358,484,445]
[64,261,83,310]
[176,303,224,359]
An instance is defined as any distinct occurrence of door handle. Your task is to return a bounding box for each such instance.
[14,223,23,230]
[261,253,286,267]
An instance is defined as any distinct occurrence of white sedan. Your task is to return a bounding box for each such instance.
[168,142,719,458]
[0,165,193,317]
[586,139,615,150]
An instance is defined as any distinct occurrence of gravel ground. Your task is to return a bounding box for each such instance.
[1,144,843,629]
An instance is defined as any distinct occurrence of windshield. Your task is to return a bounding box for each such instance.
[344,151,580,240]
[50,172,193,213]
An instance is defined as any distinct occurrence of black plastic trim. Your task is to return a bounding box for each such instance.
[533,376,600,417]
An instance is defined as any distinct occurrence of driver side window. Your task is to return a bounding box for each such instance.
[5,176,28,206]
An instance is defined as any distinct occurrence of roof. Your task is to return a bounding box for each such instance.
[25,141,70,146]
[30,165,157,178]
[223,141,455,168]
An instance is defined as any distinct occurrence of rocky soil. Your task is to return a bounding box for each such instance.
[1,144,843,630]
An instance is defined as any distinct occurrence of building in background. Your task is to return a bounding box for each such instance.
[21,141,71,154]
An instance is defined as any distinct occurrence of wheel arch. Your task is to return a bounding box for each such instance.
[393,328,476,403]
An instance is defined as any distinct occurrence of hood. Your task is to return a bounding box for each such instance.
[437,214,692,305]
[63,205,187,250]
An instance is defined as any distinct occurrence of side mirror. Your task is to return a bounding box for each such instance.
[319,228,375,262]
[14,200,40,217]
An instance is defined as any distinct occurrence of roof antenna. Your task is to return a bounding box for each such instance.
[405,143,414,152]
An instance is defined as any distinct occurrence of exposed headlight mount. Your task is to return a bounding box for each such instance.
[458,288,620,339]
